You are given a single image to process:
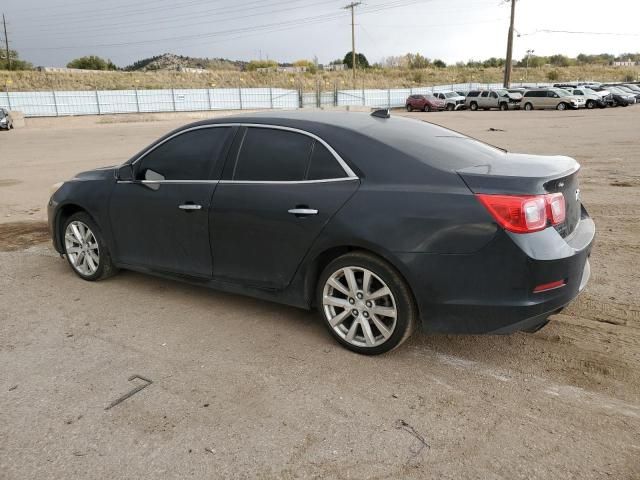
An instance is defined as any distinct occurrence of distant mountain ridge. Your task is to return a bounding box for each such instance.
[124,53,245,71]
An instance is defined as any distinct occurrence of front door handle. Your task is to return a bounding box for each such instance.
[178,204,202,211]
[288,208,318,216]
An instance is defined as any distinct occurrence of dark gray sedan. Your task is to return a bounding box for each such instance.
[47,111,594,354]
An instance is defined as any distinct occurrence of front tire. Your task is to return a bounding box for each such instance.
[406,104,412,112]
[317,252,417,355]
[423,104,431,112]
[446,103,454,111]
[586,100,595,109]
[499,102,509,111]
[63,212,118,281]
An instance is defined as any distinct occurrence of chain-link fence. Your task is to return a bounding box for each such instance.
[0,82,555,117]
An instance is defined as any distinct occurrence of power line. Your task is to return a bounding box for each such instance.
[18,0,429,51]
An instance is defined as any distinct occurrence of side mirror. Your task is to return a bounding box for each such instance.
[117,164,134,181]
[143,169,164,191]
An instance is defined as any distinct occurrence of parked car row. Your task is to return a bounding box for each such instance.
[405,81,640,113]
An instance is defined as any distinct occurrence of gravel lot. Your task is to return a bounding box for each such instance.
[1,108,639,479]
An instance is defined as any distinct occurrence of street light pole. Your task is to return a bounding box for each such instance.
[343,2,361,89]
[503,0,517,87]
[525,49,534,81]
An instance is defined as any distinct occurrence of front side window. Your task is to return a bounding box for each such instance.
[234,128,313,181]
[480,91,489,98]
[139,127,231,180]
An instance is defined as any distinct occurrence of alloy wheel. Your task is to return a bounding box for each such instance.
[322,266,397,348]
[64,221,100,276]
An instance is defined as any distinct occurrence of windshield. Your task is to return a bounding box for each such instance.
[495,89,509,96]
[444,92,457,98]
[554,89,570,97]
[583,88,597,95]
[608,87,623,94]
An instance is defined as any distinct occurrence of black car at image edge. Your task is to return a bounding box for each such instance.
[47,111,594,354]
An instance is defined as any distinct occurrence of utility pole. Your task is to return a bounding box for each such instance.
[503,0,516,87]
[343,2,361,89]
[2,14,10,71]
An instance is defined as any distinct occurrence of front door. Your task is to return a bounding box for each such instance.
[109,126,235,277]
[210,126,359,289]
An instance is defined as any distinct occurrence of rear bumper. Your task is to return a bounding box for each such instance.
[398,208,595,334]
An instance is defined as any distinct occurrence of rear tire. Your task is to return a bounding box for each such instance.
[62,212,118,281]
[524,102,533,111]
[406,104,412,112]
[423,104,431,112]
[470,102,478,111]
[317,251,417,355]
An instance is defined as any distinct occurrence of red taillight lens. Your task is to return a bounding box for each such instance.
[533,279,566,293]
[545,192,566,225]
[476,193,566,234]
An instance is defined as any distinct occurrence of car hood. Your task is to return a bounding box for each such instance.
[72,165,118,181]
[505,92,523,100]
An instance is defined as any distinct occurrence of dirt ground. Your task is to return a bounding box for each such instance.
[0,108,639,479]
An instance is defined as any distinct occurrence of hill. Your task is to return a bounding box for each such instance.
[124,53,244,72]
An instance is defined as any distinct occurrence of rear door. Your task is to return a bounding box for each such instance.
[109,126,235,277]
[479,91,490,108]
[210,126,359,289]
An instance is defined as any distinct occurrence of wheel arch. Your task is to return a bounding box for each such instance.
[303,244,419,315]
[53,203,96,253]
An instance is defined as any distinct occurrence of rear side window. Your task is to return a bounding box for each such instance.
[480,91,489,98]
[233,127,313,181]
[467,91,479,97]
[307,142,345,180]
[139,127,231,180]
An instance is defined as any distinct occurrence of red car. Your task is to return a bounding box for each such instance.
[405,94,446,112]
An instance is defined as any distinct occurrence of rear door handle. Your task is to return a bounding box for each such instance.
[178,204,202,210]
[288,208,318,216]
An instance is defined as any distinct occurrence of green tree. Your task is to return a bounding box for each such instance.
[432,59,446,68]
[343,51,369,69]
[245,60,278,71]
[547,69,560,81]
[0,49,33,70]
[67,55,117,70]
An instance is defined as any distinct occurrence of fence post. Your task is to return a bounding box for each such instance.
[52,90,59,116]
[6,89,11,110]
[334,82,338,107]
[362,80,365,106]
[387,88,391,108]
[95,89,101,115]
[298,87,303,109]
[171,88,177,111]
[134,89,140,113]
[207,88,213,111]
[410,87,413,95]
[269,87,273,109]
[316,80,321,108]
[238,87,243,110]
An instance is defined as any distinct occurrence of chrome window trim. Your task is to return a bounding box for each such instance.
[128,122,358,182]
[117,178,358,185]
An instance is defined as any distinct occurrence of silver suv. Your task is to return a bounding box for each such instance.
[465,89,522,111]
[432,91,466,111]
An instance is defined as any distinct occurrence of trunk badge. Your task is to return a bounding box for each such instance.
[557,181,565,188]
[575,189,581,201]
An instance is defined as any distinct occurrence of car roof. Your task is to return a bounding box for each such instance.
[169,111,502,183]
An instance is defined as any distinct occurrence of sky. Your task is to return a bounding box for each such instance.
[3,0,640,68]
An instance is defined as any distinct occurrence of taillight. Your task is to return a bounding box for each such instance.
[476,193,566,234]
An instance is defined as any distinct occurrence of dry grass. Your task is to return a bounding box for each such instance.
[1,65,638,91]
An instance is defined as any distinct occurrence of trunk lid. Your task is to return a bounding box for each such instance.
[458,153,581,237]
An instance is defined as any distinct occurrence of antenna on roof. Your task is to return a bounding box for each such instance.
[371,108,390,119]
